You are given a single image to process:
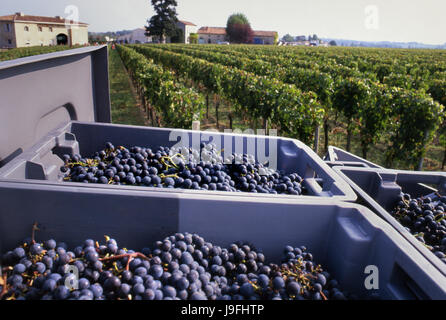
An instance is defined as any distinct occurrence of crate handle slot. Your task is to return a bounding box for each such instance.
[396,172,446,195]
[388,263,429,300]
[25,161,46,180]
[53,132,80,158]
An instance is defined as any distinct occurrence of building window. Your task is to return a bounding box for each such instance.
[24,26,29,31]
[38,26,42,32]
[8,39,12,45]
[6,23,10,32]
[49,27,53,32]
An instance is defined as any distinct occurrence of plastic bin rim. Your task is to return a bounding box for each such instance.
[0,45,107,71]
[325,146,384,168]
[69,120,306,143]
[333,165,446,178]
[0,177,349,201]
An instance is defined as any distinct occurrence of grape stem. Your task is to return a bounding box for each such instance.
[0,273,8,299]
[319,290,328,300]
[31,222,39,245]
[99,252,150,271]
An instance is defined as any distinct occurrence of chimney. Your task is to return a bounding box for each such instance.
[15,12,25,16]
[55,16,62,20]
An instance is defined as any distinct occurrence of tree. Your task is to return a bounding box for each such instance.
[274,33,279,45]
[329,40,337,46]
[227,12,249,26]
[226,13,254,44]
[282,34,294,42]
[227,24,254,44]
[146,0,179,43]
[170,28,184,43]
[189,33,198,44]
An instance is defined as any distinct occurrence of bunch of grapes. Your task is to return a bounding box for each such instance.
[391,192,446,263]
[60,142,304,196]
[0,232,352,300]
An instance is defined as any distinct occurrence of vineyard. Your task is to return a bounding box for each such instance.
[2,44,444,171]
[116,44,446,171]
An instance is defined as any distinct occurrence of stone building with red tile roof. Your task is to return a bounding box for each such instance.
[0,12,88,48]
[198,26,277,44]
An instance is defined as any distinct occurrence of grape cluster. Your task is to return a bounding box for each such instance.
[391,192,446,263]
[60,142,304,195]
[0,233,351,300]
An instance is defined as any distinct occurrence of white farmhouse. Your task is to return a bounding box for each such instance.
[176,20,197,44]
[117,28,152,44]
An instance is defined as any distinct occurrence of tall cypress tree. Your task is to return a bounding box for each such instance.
[146,0,179,43]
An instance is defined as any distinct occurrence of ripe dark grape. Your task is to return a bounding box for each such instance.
[391,192,446,264]
[60,143,305,196]
[1,232,353,301]
[34,262,46,274]
[44,239,57,250]
[13,247,26,259]
[117,283,131,298]
[272,276,285,290]
[132,283,145,296]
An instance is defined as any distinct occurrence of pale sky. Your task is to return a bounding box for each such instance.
[1,0,445,45]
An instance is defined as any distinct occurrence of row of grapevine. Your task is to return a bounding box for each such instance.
[150,44,350,152]
[116,45,204,129]
[153,44,444,169]
[209,44,446,105]
[172,44,446,98]
[181,44,446,110]
[160,44,367,81]
[131,45,324,146]
[181,44,446,80]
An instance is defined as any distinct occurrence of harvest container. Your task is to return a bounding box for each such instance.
[324,146,383,169]
[0,183,444,299]
[333,166,446,277]
[0,45,356,202]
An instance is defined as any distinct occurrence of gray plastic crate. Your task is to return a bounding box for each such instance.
[0,46,356,201]
[324,146,383,169]
[0,182,444,299]
[333,166,446,277]
[0,122,357,201]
